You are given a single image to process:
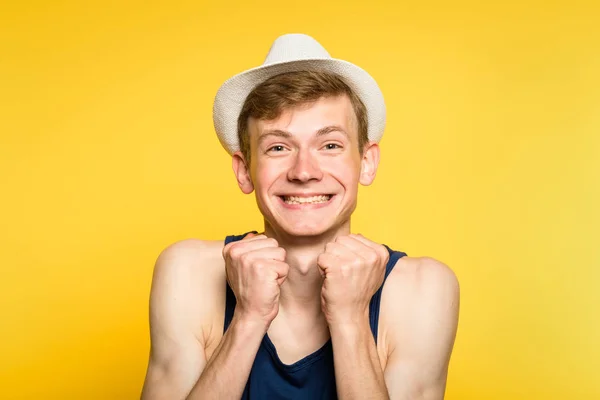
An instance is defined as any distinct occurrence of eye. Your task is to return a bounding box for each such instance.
[324,143,341,150]
[268,145,286,152]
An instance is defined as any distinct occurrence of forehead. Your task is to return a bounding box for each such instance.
[248,95,358,139]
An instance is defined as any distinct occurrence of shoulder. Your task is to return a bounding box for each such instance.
[386,255,460,298]
[151,237,226,301]
[149,238,227,341]
[379,255,460,358]
[152,238,226,288]
[382,255,460,320]
[155,238,224,269]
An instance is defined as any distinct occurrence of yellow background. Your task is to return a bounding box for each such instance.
[1,1,599,398]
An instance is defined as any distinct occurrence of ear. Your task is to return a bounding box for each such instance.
[232,151,254,194]
[359,142,380,186]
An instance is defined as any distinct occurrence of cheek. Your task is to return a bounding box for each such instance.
[332,167,358,182]
[253,161,283,192]
[343,173,361,192]
[324,156,361,185]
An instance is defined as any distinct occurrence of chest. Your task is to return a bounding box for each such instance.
[245,336,338,399]
[204,313,391,372]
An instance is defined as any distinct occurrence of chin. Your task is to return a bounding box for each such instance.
[274,217,340,238]
[284,225,328,237]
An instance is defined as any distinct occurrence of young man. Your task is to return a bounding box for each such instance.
[141,34,460,399]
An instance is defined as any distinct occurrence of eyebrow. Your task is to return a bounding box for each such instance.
[257,130,291,146]
[257,125,349,146]
[316,125,349,138]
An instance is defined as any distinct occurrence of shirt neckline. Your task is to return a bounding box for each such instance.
[261,333,333,373]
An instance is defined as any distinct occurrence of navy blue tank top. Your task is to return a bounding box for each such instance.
[223,233,407,399]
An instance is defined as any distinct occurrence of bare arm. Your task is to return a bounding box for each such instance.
[185,312,266,399]
[329,257,459,400]
[330,318,389,399]
[382,258,460,400]
[319,235,392,399]
[140,240,267,399]
[141,235,288,399]
[140,240,209,400]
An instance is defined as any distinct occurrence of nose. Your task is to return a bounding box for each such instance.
[287,148,323,183]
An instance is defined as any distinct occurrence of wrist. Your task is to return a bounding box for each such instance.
[327,312,371,337]
[231,310,272,336]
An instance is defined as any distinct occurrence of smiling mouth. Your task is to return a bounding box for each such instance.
[279,195,333,205]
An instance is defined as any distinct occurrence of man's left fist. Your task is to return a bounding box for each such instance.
[317,234,390,326]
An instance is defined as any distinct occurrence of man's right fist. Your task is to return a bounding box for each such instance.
[223,233,289,327]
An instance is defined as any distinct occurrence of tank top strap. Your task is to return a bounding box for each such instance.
[368,246,407,344]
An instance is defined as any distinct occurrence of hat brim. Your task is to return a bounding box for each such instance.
[213,58,386,155]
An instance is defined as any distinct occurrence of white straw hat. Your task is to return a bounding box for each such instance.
[212,33,386,155]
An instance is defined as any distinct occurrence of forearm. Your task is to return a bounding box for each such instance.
[330,318,389,400]
[186,312,266,399]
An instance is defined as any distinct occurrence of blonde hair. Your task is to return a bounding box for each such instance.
[237,70,368,162]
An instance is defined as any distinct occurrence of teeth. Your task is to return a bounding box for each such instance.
[283,195,331,205]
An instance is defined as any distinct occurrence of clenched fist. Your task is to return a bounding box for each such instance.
[223,233,289,327]
[317,234,389,326]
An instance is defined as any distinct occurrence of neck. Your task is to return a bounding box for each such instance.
[263,221,351,315]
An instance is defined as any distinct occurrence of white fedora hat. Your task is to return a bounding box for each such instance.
[212,33,386,155]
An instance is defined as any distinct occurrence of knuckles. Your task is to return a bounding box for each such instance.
[275,247,286,260]
[316,253,327,266]
[334,235,349,245]
[238,248,253,263]
[365,251,379,266]
[265,238,279,247]
[228,244,244,260]
[222,242,235,259]
[252,260,266,272]
[239,251,253,267]
[228,235,386,283]
[325,242,338,253]
[340,264,352,275]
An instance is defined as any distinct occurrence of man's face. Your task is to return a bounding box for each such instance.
[234,95,379,237]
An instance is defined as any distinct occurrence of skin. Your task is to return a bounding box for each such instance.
[141,95,460,399]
